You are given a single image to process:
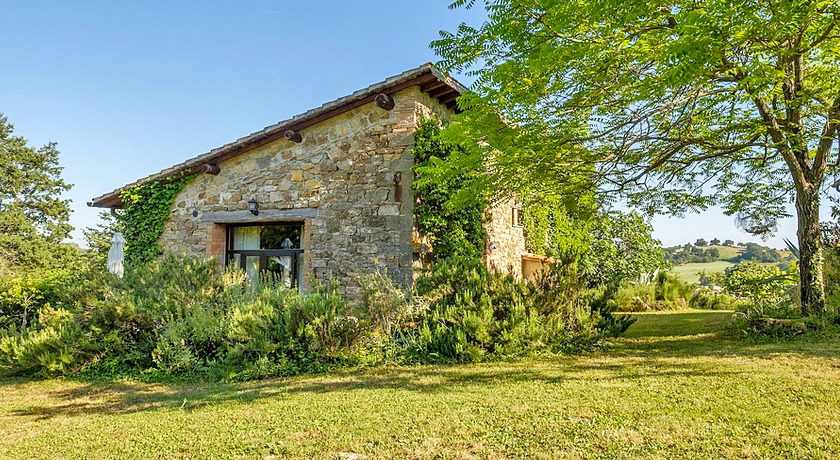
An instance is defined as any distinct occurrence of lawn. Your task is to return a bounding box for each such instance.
[2,310,840,459]
[670,260,735,283]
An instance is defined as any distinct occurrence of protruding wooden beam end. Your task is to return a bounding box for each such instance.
[199,164,221,175]
[374,93,395,111]
[284,130,303,143]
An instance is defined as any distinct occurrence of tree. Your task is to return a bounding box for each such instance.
[579,211,667,286]
[710,238,721,246]
[695,238,708,247]
[434,0,840,315]
[724,239,735,247]
[0,113,74,270]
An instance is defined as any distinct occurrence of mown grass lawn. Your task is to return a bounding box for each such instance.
[2,310,840,459]
[670,260,736,283]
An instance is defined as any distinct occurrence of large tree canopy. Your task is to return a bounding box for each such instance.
[0,113,74,269]
[434,0,840,315]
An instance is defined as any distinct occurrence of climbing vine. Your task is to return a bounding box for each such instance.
[412,118,487,261]
[118,173,196,265]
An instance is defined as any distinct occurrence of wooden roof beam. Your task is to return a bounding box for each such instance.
[421,80,449,93]
[429,86,455,99]
[438,92,460,105]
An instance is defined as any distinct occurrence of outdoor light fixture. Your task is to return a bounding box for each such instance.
[248,198,260,216]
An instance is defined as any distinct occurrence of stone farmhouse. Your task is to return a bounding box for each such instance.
[89,64,544,298]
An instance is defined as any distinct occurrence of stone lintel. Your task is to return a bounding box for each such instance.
[202,208,319,223]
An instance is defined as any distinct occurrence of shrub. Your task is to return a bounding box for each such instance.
[401,257,604,363]
[721,262,795,313]
[611,271,694,312]
[0,252,632,379]
[824,248,840,314]
[0,269,79,329]
[689,289,745,310]
[0,254,370,378]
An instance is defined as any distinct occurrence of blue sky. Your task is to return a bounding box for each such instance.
[0,1,808,249]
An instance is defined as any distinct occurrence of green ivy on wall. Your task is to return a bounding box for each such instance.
[117,173,196,265]
[412,118,488,261]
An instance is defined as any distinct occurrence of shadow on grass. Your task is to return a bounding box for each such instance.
[3,310,839,421]
[3,360,742,421]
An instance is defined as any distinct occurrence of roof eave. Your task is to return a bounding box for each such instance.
[88,63,466,209]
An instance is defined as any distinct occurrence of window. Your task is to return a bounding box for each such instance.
[226,223,304,287]
[512,205,522,227]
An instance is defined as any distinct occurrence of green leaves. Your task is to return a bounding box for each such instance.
[412,118,488,261]
[118,174,195,266]
[434,0,840,227]
[0,112,74,270]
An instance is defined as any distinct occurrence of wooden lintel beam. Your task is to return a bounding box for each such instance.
[374,93,396,110]
[284,130,303,143]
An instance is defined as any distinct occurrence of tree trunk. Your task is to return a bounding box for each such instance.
[796,184,826,316]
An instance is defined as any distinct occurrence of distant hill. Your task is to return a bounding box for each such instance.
[664,243,793,266]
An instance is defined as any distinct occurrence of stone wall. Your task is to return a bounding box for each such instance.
[160,86,451,299]
[484,199,526,277]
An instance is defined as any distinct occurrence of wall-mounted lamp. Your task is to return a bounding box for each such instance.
[247,198,260,216]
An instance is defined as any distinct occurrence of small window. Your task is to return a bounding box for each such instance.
[226,223,304,287]
[512,206,522,227]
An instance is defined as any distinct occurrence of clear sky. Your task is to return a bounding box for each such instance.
[0,1,812,250]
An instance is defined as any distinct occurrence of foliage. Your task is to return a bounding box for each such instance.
[519,195,590,263]
[0,112,77,271]
[610,271,695,312]
[0,269,80,330]
[665,245,721,265]
[411,118,487,261]
[579,211,667,286]
[823,247,840,314]
[403,256,609,363]
[0,254,368,378]
[722,262,797,317]
[689,288,746,310]
[359,269,415,336]
[0,252,626,378]
[118,175,195,266]
[664,241,789,265]
[434,0,840,315]
[731,243,786,264]
[81,211,120,268]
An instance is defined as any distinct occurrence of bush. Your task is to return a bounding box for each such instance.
[824,248,840,314]
[0,269,80,329]
[0,253,633,379]
[611,271,694,312]
[401,257,607,363]
[689,288,745,310]
[0,254,369,378]
[721,262,795,314]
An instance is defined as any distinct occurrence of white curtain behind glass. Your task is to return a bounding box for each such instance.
[233,227,261,282]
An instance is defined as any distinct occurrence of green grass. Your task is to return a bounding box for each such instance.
[2,310,840,459]
[670,260,735,283]
[707,244,744,260]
